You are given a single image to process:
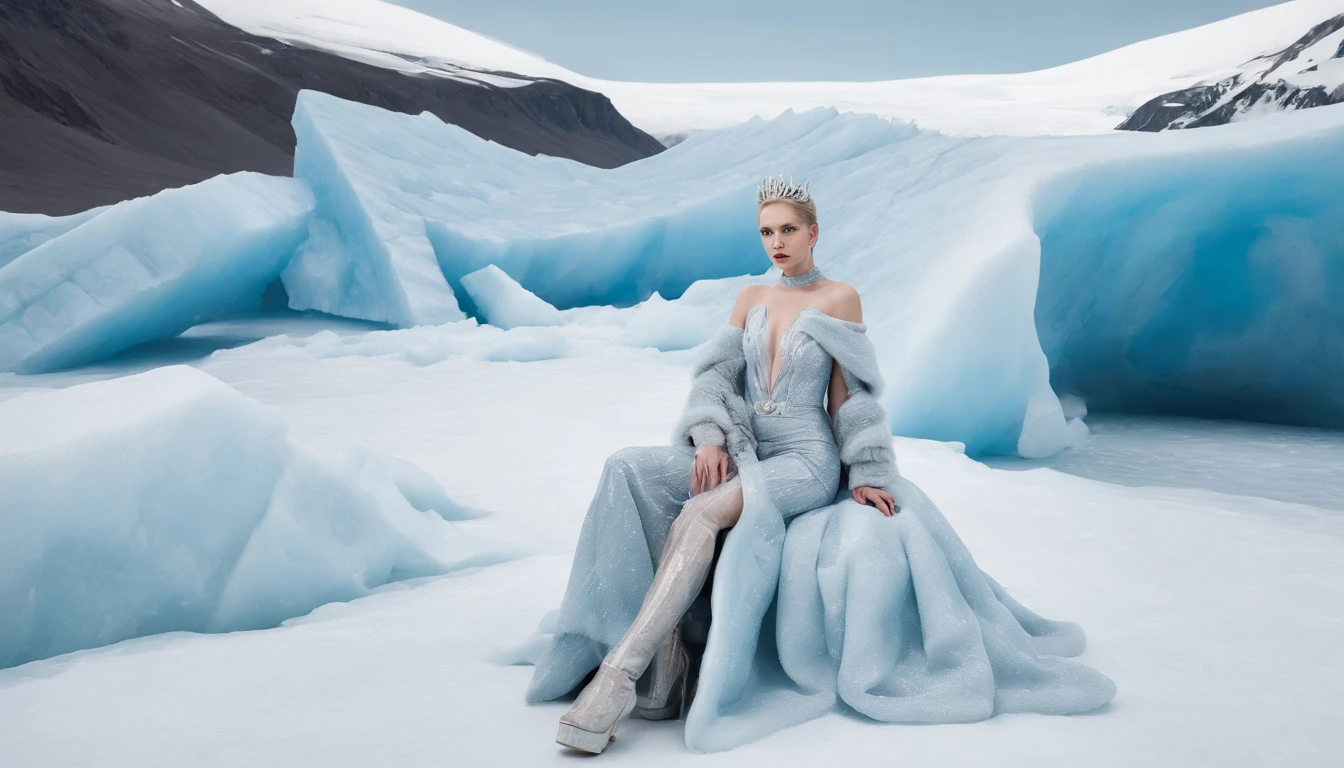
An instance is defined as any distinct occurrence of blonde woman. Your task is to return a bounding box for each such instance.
[525,176,1115,754]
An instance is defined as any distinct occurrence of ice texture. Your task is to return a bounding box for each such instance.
[1033,139,1344,428]
[459,264,566,328]
[0,208,106,270]
[293,90,1344,454]
[0,365,499,669]
[0,173,314,374]
[282,92,466,327]
[284,89,916,328]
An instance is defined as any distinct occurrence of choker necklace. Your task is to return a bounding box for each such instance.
[778,265,824,288]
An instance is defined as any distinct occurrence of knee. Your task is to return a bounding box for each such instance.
[674,482,741,535]
[603,446,646,477]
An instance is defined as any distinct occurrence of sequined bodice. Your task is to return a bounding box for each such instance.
[743,304,833,417]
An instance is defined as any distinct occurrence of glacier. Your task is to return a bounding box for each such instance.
[0,365,502,669]
[0,173,313,374]
[2,91,1341,455]
[285,90,1344,455]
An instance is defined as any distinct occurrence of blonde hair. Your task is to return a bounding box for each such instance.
[757,197,818,228]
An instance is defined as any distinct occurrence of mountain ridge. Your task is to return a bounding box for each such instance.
[0,0,664,215]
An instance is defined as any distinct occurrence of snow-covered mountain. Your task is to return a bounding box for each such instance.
[199,0,1344,138]
[0,0,662,215]
[1120,12,1344,130]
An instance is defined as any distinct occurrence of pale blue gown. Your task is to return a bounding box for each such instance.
[524,304,1116,752]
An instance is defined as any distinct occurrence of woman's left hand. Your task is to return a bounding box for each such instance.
[852,486,898,516]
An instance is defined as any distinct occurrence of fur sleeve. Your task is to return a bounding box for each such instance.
[831,386,901,491]
[671,325,757,457]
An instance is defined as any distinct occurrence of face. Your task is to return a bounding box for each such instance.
[758,202,817,272]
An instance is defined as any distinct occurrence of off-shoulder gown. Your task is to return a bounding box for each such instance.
[524,305,1115,752]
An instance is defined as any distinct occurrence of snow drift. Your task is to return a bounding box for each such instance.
[0,365,501,669]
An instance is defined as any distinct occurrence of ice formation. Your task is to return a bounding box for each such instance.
[459,264,566,329]
[0,173,313,374]
[0,207,106,270]
[3,90,1340,454]
[0,365,500,669]
[283,89,919,329]
[1034,141,1344,428]
[286,89,1344,454]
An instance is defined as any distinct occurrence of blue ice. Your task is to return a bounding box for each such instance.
[460,264,566,328]
[4,93,1341,456]
[1033,133,1344,429]
[0,173,313,374]
[0,365,501,669]
[294,90,1344,454]
[283,89,917,326]
[0,207,106,270]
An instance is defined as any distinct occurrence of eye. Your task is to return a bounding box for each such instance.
[760,228,771,236]
[783,226,795,233]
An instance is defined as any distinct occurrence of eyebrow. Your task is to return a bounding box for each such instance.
[760,221,799,228]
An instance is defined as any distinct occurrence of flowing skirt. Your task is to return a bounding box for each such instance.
[523,443,1116,752]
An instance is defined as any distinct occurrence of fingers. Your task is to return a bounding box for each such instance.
[851,487,897,516]
[881,491,897,516]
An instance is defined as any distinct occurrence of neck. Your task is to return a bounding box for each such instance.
[781,258,816,278]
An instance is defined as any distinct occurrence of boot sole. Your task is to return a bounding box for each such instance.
[556,696,636,754]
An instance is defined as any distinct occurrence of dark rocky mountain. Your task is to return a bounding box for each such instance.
[1119,13,1344,131]
[0,0,665,215]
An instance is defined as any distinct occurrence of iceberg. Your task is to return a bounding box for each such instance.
[289,90,1343,454]
[0,365,500,669]
[0,173,314,374]
[459,264,566,329]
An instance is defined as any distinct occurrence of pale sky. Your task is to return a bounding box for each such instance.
[385,0,1287,81]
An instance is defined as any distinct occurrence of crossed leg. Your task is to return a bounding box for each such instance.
[557,475,744,750]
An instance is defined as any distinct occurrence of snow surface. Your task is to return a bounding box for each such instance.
[0,365,503,668]
[197,0,1344,137]
[459,264,566,329]
[288,88,1344,454]
[1,334,1339,765]
[0,173,314,374]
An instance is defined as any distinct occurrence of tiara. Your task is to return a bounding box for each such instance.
[757,174,812,205]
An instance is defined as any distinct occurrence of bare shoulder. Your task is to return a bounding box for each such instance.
[728,284,765,328]
[820,280,862,323]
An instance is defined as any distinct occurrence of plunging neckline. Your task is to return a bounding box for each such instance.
[755,304,808,398]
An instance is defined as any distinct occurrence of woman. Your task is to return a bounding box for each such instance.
[525,175,1116,754]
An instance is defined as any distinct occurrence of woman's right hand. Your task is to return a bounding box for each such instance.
[692,445,735,495]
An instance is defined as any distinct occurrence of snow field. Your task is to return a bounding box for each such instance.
[0,347,1338,766]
